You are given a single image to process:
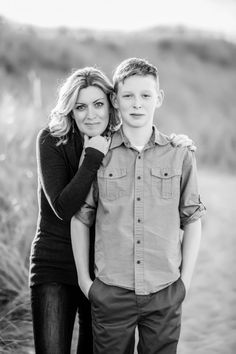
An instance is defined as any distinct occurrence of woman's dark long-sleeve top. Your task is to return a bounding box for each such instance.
[29,127,104,287]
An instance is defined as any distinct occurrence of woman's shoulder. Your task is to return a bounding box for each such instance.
[37,126,82,150]
[37,126,51,141]
[36,128,62,155]
[37,127,63,146]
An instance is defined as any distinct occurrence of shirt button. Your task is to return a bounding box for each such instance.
[137,240,140,244]
[109,173,113,177]
[164,172,168,176]
[137,260,141,264]
[137,219,141,223]
[137,176,141,180]
[137,197,141,201]
[138,156,141,159]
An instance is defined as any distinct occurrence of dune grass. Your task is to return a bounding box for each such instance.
[0,243,33,354]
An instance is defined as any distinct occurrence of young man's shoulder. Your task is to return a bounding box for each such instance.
[153,129,197,175]
[156,129,191,154]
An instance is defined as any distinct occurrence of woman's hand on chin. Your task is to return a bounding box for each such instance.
[84,134,111,155]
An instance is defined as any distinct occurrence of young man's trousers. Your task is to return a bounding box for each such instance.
[89,277,186,354]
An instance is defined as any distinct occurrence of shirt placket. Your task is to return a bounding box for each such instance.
[134,151,145,294]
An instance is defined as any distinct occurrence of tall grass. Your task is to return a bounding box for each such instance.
[0,84,42,353]
[0,244,32,354]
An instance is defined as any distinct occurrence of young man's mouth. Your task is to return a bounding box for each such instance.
[130,113,144,117]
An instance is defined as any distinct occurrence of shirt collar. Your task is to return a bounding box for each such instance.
[110,125,170,150]
[152,126,170,146]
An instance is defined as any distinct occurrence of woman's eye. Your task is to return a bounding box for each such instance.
[143,94,151,98]
[95,102,103,108]
[123,95,131,98]
[76,105,86,111]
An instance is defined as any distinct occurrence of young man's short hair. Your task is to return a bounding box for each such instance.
[113,57,159,93]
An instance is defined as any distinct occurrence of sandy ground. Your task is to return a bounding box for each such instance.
[177,170,236,354]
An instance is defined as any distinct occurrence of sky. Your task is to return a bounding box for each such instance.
[0,0,236,39]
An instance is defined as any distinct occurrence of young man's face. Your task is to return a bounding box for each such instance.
[113,75,163,131]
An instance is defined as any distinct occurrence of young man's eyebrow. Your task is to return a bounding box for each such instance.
[121,90,153,94]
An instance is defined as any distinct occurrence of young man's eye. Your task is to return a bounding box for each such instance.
[123,94,131,98]
[143,94,151,98]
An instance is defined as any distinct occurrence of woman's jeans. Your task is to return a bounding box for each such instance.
[31,282,93,354]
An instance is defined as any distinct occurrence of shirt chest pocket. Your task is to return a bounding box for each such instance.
[151,167,181,199]
[97,168,128,201]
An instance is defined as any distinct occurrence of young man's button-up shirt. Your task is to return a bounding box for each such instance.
[75,126,206,295]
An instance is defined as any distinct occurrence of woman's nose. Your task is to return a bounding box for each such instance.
[87,106,96,119]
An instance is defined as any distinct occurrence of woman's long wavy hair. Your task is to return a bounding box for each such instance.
[49,67,120,144]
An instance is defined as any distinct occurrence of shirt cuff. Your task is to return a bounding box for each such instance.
[74,206,95,228]
[181,202,206,229]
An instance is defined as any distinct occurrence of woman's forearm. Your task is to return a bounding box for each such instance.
[37,129,104,221]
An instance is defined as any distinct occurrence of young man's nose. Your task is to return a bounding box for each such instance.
[133,97,142,109]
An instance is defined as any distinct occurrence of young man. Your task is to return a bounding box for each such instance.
[71,58,206,354]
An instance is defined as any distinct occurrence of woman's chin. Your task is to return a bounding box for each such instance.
[86,130,103,137]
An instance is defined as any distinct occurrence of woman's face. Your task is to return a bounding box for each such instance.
[72,86,110,137]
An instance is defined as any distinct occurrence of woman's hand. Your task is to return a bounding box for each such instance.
[84,135,111,155]
[170,133,196,152]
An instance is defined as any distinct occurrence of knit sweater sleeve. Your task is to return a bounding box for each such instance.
[36,129,104,221]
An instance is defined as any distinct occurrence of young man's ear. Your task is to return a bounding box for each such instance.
[156,89,164,108]
[111,93,119,109]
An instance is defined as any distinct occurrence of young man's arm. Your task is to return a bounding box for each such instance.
[181,219,202,294]
[71,217,93,298]
[179,149,206,295]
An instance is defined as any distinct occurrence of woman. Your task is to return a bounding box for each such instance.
[29,66,194,354]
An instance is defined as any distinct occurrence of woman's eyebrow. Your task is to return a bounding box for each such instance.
[93,97,105,103]
[76,97,105,104]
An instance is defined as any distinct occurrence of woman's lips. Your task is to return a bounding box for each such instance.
[85,122,100,125]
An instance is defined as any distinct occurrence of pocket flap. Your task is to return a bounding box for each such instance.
[98,168,127,179]
[151,167,181,179]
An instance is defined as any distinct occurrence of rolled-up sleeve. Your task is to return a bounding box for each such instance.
[179,150,206,229]
[74,181,98,227]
